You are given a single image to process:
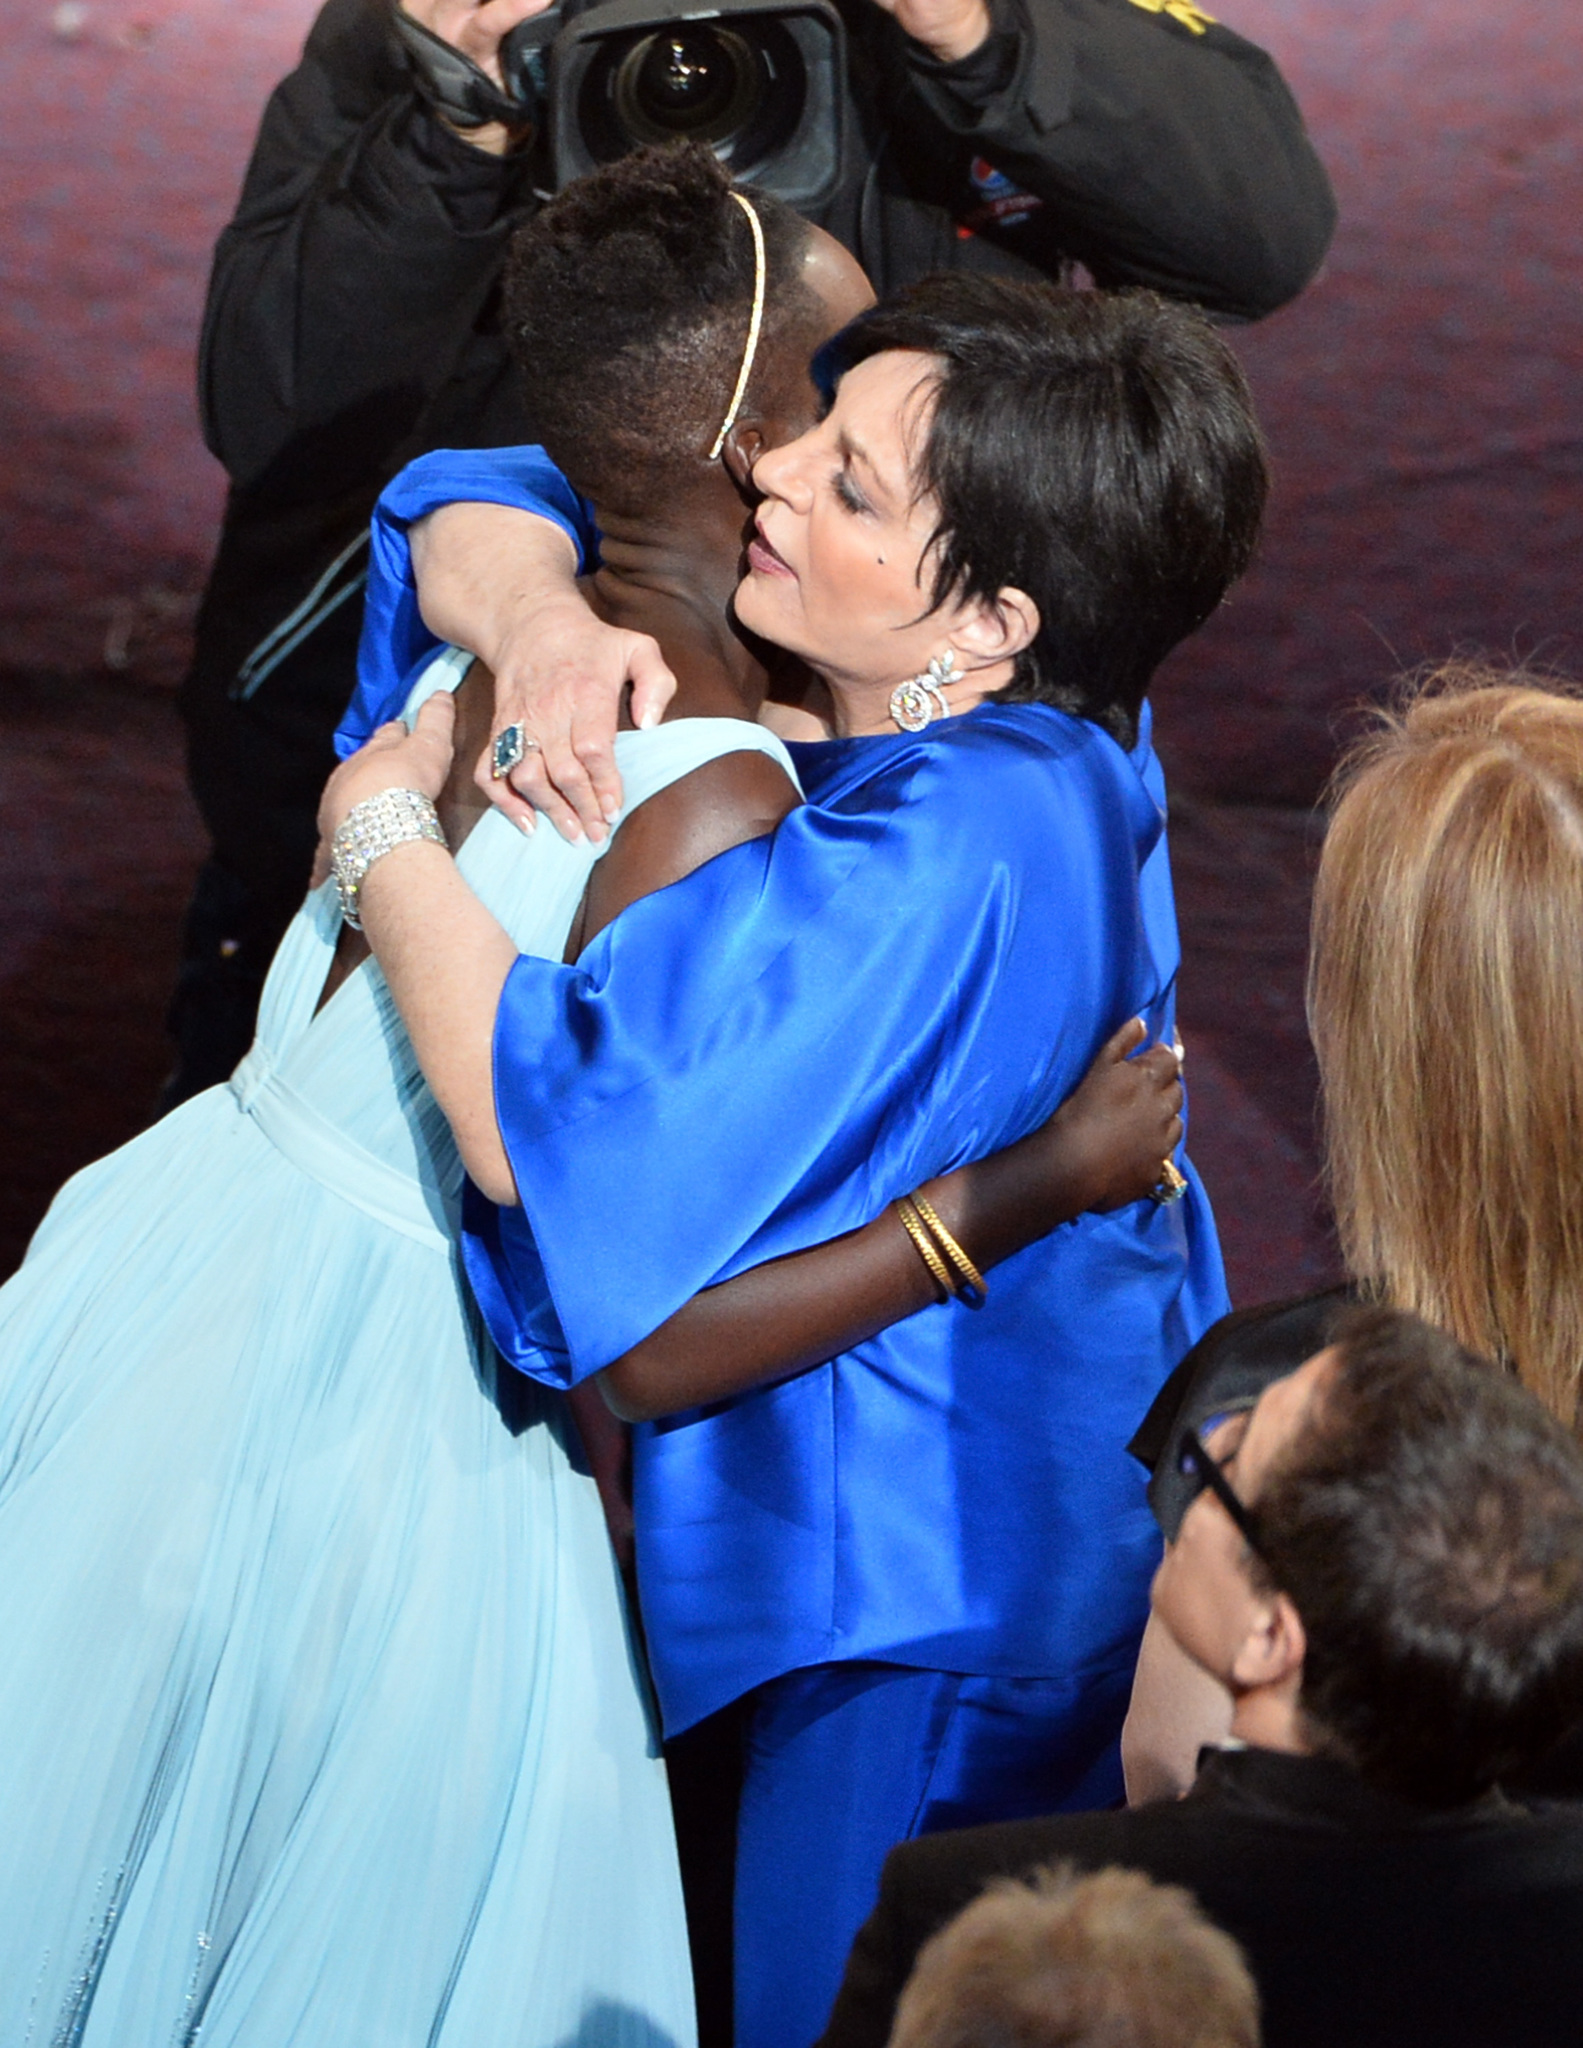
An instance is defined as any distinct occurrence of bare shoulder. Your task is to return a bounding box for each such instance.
[574,744,800,950]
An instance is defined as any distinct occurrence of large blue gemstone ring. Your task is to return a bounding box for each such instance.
[491,722,539,781]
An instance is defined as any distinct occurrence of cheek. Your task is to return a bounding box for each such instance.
[811,512,892,594]
[813,544,905,638]
[1150,1542,1184,1616]
[1151,1526,1223,1658]
[801,521,847,602]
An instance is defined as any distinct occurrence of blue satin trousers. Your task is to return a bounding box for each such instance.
[690,1657,1134,2048]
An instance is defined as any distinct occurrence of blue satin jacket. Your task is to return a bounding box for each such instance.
[346,449,1230,1738]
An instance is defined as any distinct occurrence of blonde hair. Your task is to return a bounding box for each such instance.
[1310,665,1583,1430]
[887,1863,1260,2048]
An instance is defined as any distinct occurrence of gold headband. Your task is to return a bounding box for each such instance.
[708,190,767,462]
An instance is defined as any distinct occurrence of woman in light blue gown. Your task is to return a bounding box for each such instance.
[0,653,755,2045]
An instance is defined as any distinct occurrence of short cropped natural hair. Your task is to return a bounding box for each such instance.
[1309,666,1583,1431]
[820,278,1268,748]
[888,1863,1260,2048]
[1252,1306,1583,1806]
[502,141,817,517]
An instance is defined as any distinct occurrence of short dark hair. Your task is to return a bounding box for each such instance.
[1254,1305,1583,1806]
[821,277,1268,748]
[502,142,816,518]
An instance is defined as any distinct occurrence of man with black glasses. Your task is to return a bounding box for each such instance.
[816,1307,1583,2048]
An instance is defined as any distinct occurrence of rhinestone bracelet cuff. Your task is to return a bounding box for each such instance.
[331,788,447,930]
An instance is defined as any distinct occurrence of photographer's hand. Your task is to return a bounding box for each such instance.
[399,0,555,154]
[865,0,991,63]
[409,502,678,843]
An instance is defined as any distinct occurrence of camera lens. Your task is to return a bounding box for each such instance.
[576,16,806,174]
[611,27,759,145]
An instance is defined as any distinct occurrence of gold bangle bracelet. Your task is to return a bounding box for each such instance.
[908,1191,988,1308]
[895,1197,954,1301]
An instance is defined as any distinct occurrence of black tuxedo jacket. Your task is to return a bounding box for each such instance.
[816,1747,1583,2048]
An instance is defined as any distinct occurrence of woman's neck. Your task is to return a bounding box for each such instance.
[587,512,769,726]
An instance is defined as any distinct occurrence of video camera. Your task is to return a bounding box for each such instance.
[392,0,847,212]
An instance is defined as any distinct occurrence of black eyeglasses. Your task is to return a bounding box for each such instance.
[1177,1425,1267,1562]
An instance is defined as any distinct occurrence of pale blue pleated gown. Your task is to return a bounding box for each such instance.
[0,653,792,2048]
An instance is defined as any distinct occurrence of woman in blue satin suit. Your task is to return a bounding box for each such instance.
[324,259,1268,2048]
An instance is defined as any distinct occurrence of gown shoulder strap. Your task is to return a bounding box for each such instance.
[610,716,802,817]
[399,645,474,723]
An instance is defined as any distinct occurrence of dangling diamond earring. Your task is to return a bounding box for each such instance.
[888,651,962,734]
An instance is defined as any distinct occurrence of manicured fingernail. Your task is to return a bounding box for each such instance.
[602,796,621,821]
[638,703,661,730]
[518,811,535,835]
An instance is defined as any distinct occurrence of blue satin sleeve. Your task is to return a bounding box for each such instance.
[335,445,599,757]
[461,706,1173,1387]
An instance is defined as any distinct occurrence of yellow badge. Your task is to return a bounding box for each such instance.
[1124,0,1216,34]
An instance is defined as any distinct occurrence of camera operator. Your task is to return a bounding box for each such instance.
[171,0,1333,1099]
